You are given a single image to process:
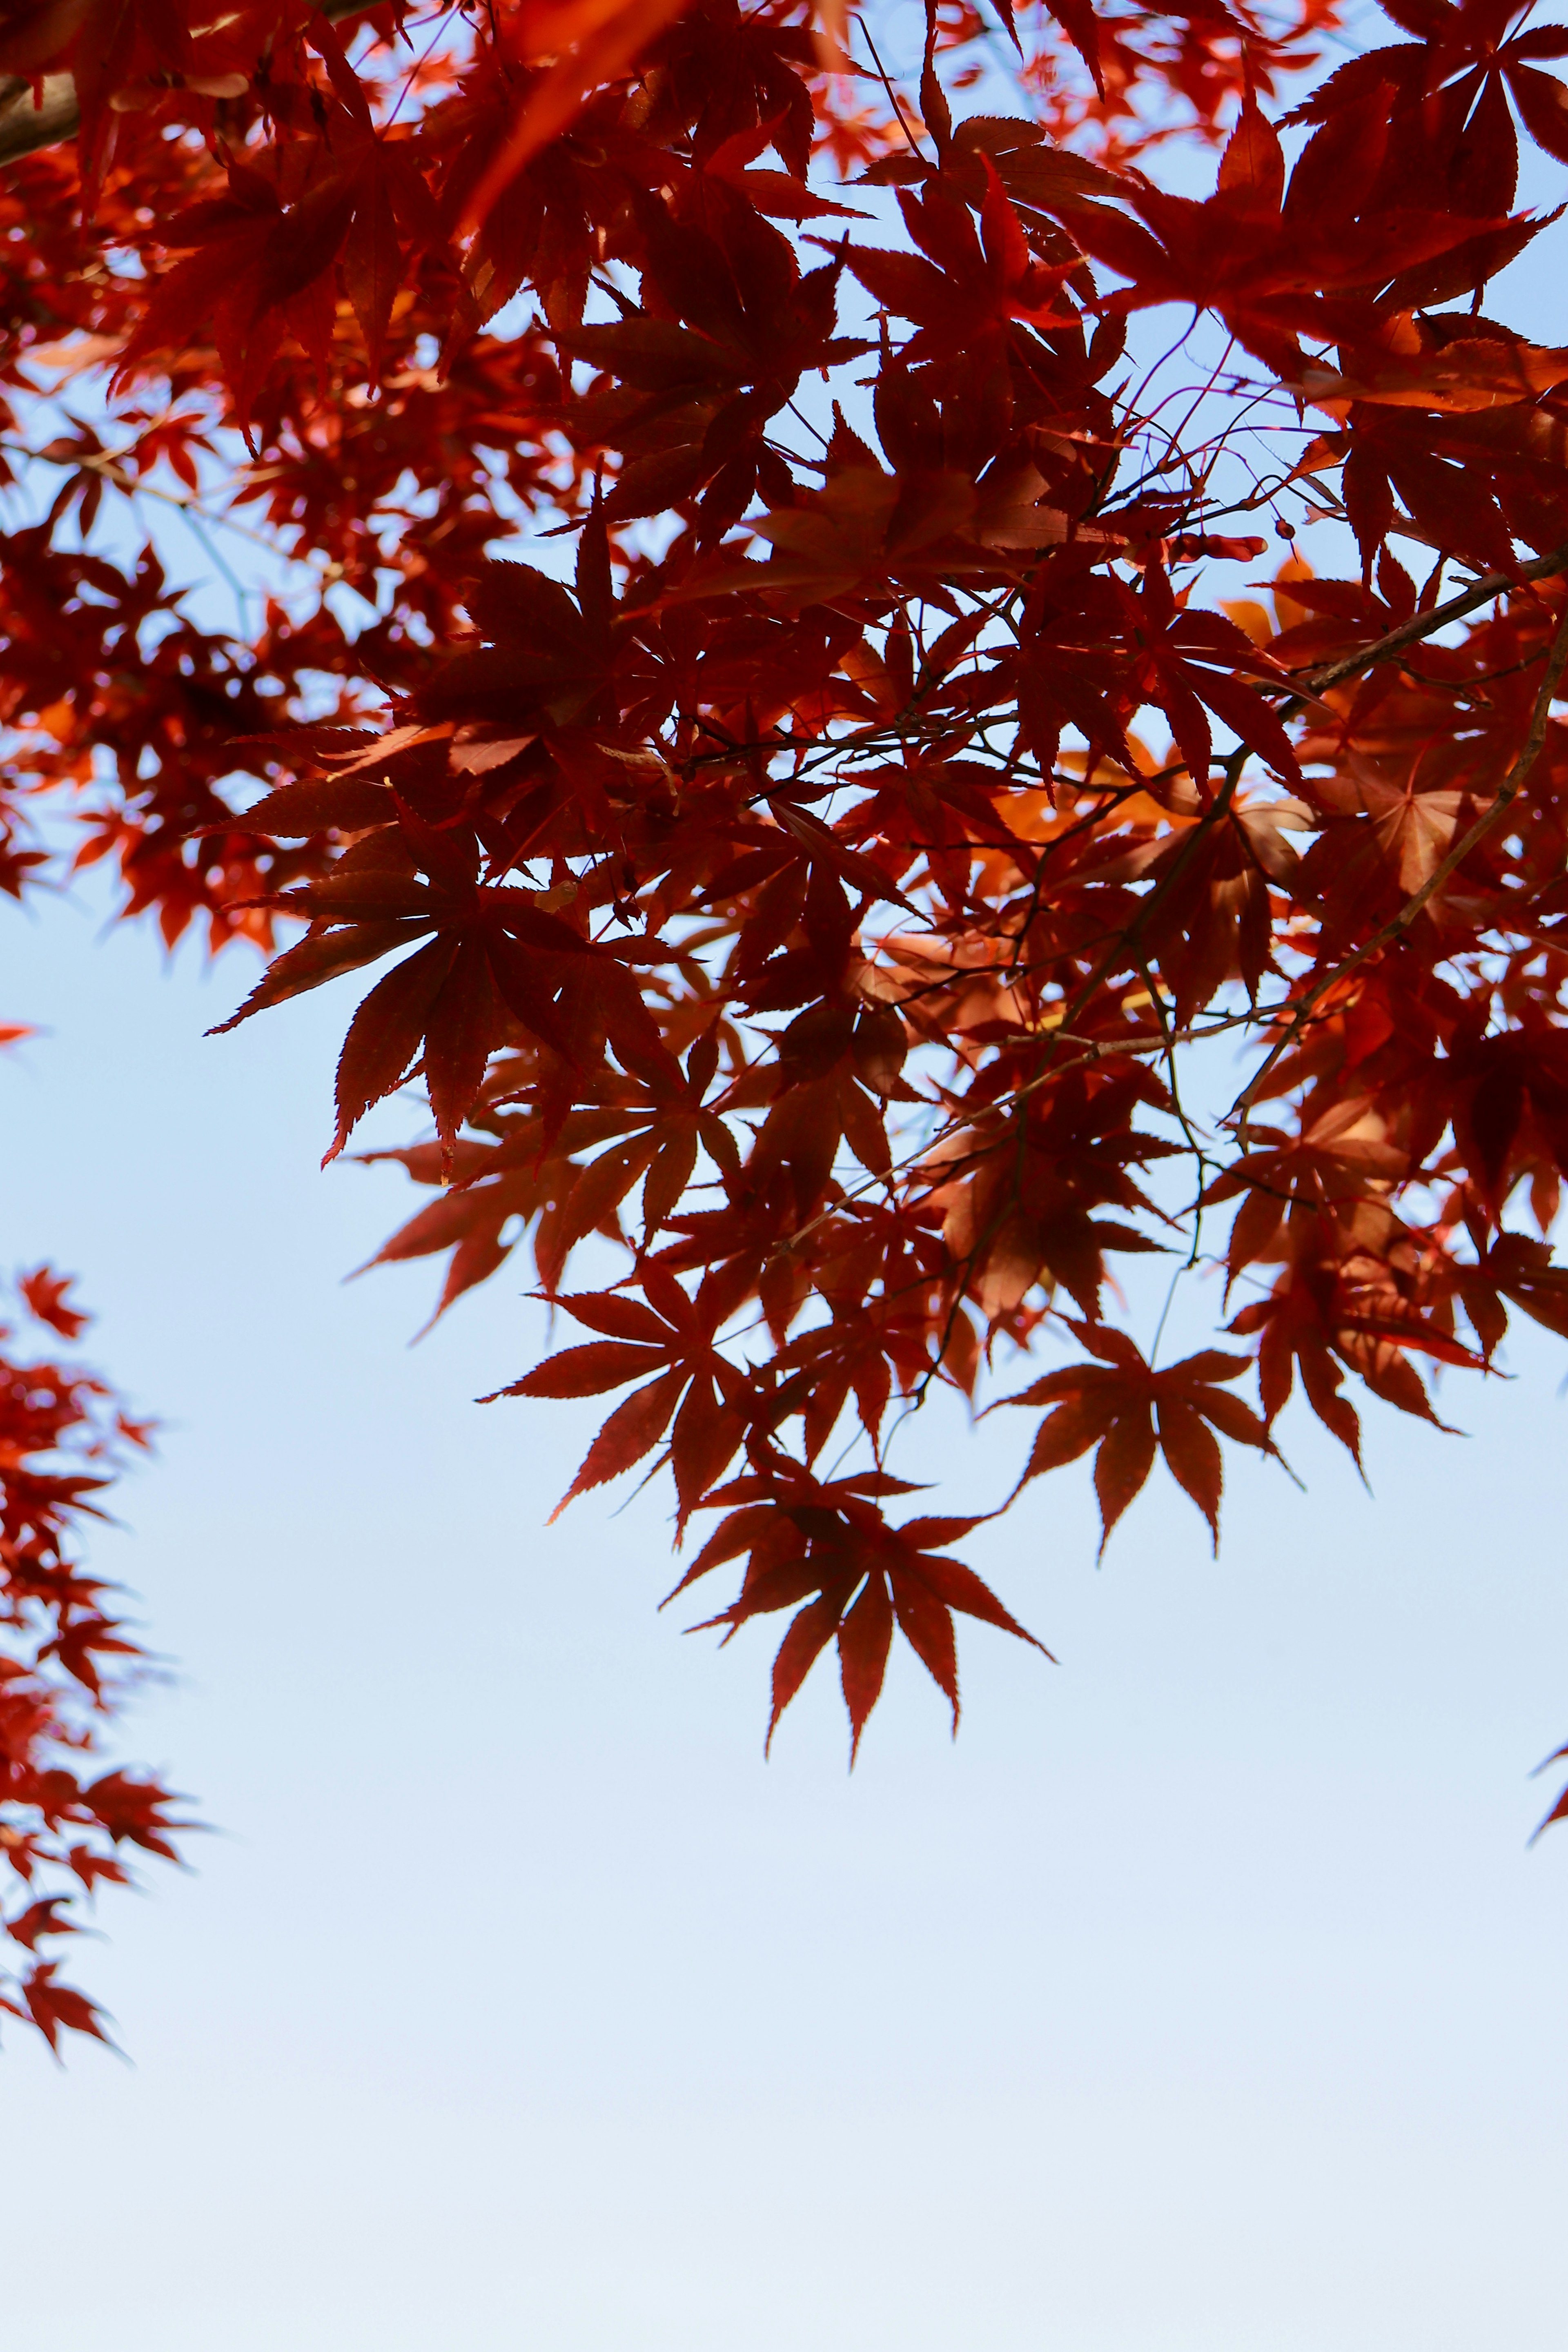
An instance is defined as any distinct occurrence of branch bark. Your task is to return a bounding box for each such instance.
[0,74,81,169]
[0,0,385,169]
[1295,541,1568,697]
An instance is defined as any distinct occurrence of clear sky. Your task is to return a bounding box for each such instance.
[6,808,1568,2352]
[7,82,1568,2352]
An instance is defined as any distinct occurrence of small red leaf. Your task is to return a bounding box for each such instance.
[766,1593,843,1753]
[1093,1408,1158,1554]
[838,1568,894,1761]
[498,1341,668,1399]
[547,1368,686,1521]
[327,938,455,1165]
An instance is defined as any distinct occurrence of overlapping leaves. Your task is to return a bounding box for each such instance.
[9,0,1568,1843]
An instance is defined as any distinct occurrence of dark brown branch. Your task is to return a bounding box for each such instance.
[0,0,387,170]
[1294,541,1568,697]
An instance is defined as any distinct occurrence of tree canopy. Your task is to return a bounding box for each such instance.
[6,0,1568,2051]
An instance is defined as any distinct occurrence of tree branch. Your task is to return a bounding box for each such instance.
[1294,541,1568,697]
[0,74,81,168]
[0,0,385,170]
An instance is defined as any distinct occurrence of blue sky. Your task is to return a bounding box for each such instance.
[7,42,1568,2347]
[5,850,1568,2349]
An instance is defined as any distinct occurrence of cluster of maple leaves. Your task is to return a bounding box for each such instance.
[0,1258,183,2051]
[7,0,1568,2047]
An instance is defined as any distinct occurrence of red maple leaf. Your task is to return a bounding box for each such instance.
[1003,1322,1277,1552]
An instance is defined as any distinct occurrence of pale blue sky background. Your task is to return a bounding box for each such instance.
[6,778,1568,2351]
[8,44,1568,2348]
